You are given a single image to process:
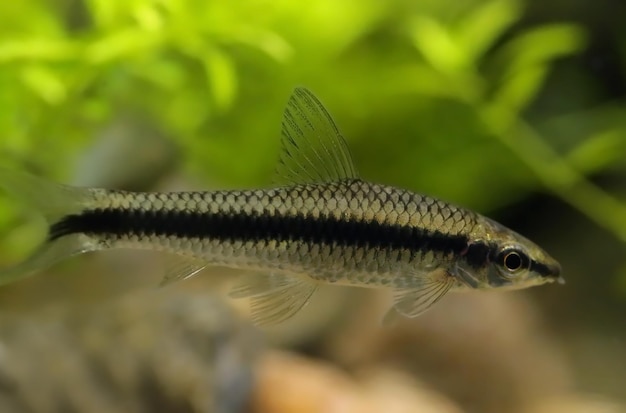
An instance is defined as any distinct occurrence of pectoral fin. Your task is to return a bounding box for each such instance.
[230,273,318,325]
[454,263,480,289]
[383,269,454,325]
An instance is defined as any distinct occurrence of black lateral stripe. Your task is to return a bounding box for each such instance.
[49,208,469,255]
[462,241,492,269]
[530,260,553,277]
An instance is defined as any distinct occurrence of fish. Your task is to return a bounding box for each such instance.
[0,87,563,325]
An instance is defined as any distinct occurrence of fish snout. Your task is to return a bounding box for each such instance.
[552,262,565,284]
[545,261,564,284]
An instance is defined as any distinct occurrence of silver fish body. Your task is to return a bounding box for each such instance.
[55,180,476,288]
[0,88,562,324]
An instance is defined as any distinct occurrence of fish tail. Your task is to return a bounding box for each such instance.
[0,169,100,285]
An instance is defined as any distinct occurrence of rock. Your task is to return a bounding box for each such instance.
[519,394,626,413]
[356,368,465,413]
[0,291,259,413]
[250,351,463,413]
[324,290,572,413]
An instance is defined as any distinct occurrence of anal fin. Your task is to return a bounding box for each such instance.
[383,269,454,325]
[229,273,318,325]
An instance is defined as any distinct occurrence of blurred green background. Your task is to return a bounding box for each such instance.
[0,0,625,412]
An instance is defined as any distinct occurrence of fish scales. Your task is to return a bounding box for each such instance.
[50,179,478,289]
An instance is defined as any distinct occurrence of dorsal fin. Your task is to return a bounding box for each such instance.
[274,87,359,186]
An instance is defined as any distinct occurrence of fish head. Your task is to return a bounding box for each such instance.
[456,217,563,290]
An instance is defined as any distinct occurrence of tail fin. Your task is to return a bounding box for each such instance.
[0,169,100,285]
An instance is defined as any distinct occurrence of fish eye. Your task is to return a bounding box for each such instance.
[497,248,529,275]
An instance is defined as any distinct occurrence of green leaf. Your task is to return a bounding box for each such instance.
[84,0,128,29]
[456,0,522,63]
[0,39,76,62]
[20,65,67,105]
[203,48,237,112]
[487,23,586,115]
[132,1,164,31]
[231,29,293,63]
[409,16,467,74]
[491,65,548,114]
[86,28,162,64]
[496,24,587,77]
[566,130,626,174]
[133,58,186,91]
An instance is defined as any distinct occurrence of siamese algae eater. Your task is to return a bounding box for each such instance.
[0,88,562,324]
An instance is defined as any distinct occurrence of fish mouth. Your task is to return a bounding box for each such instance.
[543,262,564,285]
[549,262,563,282]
